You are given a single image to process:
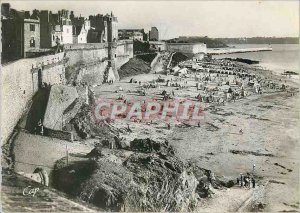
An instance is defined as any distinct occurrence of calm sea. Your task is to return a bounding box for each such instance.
[212,44,299,74]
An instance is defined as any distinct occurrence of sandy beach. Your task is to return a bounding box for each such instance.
[8,53,299,211]
[88,55,299,211]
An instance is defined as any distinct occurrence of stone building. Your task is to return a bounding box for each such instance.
[109,13,118,42]
[88,14,108,43]
[118,29,146,41]
[72,25,88,44]
[40,9,73,48]
[58,10,73,44]
[71,15,90,44]
[88,13,117,43]
[149,26,159,41]
[23,18,41,56]
[1,3,40,63]
[166,42,207,60]
[40,11,54,48]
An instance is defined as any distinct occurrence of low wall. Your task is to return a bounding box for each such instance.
[167,52,175,69]
[1,52,65,144]
[150,52,161,68]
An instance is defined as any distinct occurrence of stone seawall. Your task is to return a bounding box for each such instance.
[64,41,133,85]
[1,41,133,144]
[64,44,109,66]
[1,52,65,144]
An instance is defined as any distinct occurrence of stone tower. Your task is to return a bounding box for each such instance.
[106,13,119,81]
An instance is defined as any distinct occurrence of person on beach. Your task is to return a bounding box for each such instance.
[240,174,243,187]
[38,119,44,136]
[244,176,249,188]
[251,178,256,188]
[167,123,171,130]
[127,124,131,132]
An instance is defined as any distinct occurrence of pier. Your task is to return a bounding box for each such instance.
[207,47,272,55]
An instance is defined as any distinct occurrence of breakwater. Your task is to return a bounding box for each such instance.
[207,47,272,55]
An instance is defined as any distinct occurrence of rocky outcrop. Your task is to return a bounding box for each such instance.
[52,139,200,212]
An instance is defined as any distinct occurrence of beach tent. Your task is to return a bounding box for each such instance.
[172,66,180,73]
[196,82,205,90]
[175,68,188,76]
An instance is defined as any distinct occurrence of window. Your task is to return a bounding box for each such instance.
[30,37,35,47]
[67,29,69,33]
[30,24,35,31]
[53,35,55,41]
[61,36,63,42]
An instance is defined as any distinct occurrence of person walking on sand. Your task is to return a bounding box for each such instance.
[251,177,256,188]
[240,174,243,187]
[239,129,243,135]
[244,176,249,188]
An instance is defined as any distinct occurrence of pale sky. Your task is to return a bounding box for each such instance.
[3,1,299,39]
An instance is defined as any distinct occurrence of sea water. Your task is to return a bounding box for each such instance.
[212,44,299,75]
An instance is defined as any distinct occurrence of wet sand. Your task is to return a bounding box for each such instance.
[169,92,299,211]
